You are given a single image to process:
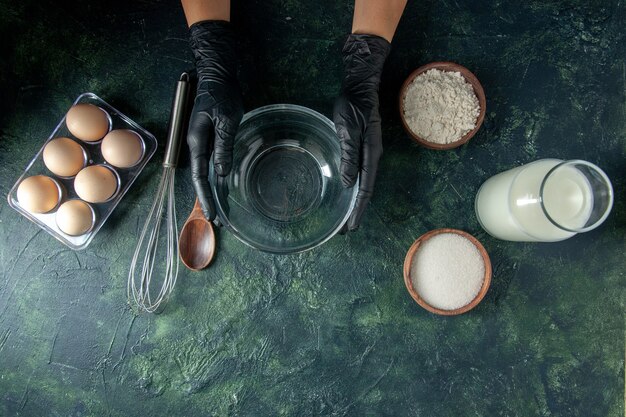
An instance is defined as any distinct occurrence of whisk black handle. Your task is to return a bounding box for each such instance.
[164,72,191,168]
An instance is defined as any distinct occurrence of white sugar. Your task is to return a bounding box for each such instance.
[411,233,485,311]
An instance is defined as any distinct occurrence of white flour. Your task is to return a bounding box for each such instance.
[403,69,480,144]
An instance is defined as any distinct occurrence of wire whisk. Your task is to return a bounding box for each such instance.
[128,72,190,313]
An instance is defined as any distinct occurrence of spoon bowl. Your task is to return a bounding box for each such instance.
[179,198,216,271]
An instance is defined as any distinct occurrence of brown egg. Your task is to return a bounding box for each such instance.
[43,137,86,177]
[101,129,144,168]
[16,175,61,213]
[56,200,95,236]
[66,103,110,142]
[74,165,119,203]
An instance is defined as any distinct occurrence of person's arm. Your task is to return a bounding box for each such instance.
[334,0,407,232]
[352,0,407,42]
[181,0,230,26]
[181,0,243,221]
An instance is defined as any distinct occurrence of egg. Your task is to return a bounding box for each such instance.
[101,129,144,168]
[66,103,110,142]
[16,175,61,213]
[56,200,95,236]
[74,165,119,203]
[42,137,86,177]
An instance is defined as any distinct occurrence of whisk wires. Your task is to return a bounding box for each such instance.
[128,167,179,313]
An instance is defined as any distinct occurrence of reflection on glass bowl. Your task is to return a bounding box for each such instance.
[210,104,358,254]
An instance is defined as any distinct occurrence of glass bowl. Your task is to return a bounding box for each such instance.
[210,104,358,254]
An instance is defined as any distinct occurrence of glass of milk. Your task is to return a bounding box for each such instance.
[475,159,613,242]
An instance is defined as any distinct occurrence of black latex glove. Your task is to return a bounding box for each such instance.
[187,20,243,221]
[333,34,391,232]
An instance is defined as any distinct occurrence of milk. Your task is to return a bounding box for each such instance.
[475,159,593,242]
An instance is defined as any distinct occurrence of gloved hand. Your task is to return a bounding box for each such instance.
[333,34,391,232]
[187,20,243,221]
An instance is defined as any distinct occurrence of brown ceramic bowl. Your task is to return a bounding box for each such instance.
[403,228,492,315]
[399,62,486,150]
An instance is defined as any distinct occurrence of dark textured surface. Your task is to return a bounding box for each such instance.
[0,1,624,416]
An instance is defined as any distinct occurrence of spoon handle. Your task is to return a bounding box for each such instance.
[189,198,206,221]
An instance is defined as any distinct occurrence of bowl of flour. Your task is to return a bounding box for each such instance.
[399,62,486,150]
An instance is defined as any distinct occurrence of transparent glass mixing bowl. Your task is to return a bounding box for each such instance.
[210,104,358,254]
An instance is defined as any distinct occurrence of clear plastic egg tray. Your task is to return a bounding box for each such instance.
[7,92,158,250]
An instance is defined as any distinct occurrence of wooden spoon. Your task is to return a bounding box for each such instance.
[179,198,216,271]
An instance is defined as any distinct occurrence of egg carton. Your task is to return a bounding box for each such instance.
[7,92,158,250]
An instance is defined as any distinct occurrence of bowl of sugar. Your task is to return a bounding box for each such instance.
[399,62,486,150]
[403,228,491,315]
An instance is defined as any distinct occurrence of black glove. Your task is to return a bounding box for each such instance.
[333,34,391,232]
[187,20,244,221]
